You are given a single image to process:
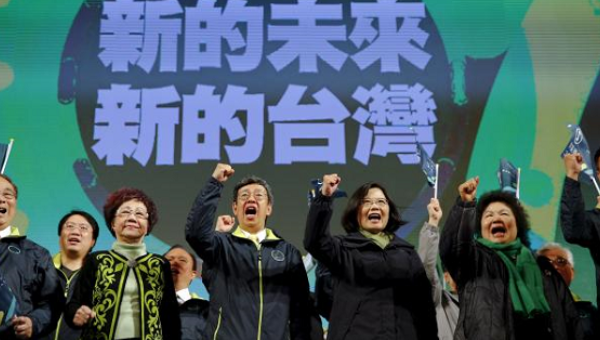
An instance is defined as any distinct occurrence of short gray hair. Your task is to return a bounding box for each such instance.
[536,242,574,266]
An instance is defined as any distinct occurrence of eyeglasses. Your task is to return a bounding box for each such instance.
[361,198,388,208]
[64,222,92,233]
[116,208,149,220]
[0,191,16,200]
[238,191,267,202]
[547,257,570,268]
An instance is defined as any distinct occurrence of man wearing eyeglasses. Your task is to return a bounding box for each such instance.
[536,242,598,339]
[40,210,99,340]
[0,174,63,340]
[185,163,317,340]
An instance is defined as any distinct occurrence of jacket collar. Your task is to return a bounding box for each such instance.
[53,253,62,269]
[342,232,413,250]
[232,226,281,243]
[0,226,25,241]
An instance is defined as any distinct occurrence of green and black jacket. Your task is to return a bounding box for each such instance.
[186,177,315,340]
[65,250,181,340]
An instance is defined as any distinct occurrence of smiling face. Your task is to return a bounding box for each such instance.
[0,176,17,231]
[357,188,390,234]
[165,247,197,291]
[480,201,518,244]
[60,214,96,259]
[232,184,272,233]
[111,199,149,244]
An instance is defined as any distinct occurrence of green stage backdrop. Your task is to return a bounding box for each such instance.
[0,0,599,302]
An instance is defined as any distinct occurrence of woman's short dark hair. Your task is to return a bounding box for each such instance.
[58,210,100,242]
[103,187,158,237]
[594,147,600,169]
[476,190,531,248]
[341,182,406,234]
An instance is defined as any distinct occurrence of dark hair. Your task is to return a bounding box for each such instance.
[594,147,600,170]
[0,174,18,199]
[164,244,199,272]
[58,210,100,242]
[476,190,531,248]
[341,182,406,234]
[232,176,274,204]
[103,187,158,237]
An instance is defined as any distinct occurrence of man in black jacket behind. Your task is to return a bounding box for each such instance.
[185,163,317,340]
[40,210,99,340]
[0,174,63,339]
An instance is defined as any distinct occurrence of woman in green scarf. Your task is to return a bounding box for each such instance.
[440,177,582,340]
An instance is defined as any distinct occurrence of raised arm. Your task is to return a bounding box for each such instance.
[304,174,345,272]
[560,154,600,249]
[185,164,234,265]
[439,177,479,286]
[417,198,443,307]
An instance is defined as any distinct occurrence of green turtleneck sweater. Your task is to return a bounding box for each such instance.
[112,241,147,340]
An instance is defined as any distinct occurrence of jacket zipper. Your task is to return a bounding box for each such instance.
[257,250,264,340]
[213,307,223,340]
[53,269,78,340]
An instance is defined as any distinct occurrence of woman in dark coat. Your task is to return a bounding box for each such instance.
[304,174,438,340]
[440,177,582,340]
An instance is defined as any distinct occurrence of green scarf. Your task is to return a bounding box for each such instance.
[477,238,550,318]
[359,229,393,249]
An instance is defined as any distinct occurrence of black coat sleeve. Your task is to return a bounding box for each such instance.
[160,259,182,340]
[185,177,225,265]
[409,250,440,340]
[560,177,600,250]
[288,247,320,340]
[314,262,334,320]
[28,246,65,338]
[439,197,477,287]
[303,193,347,275]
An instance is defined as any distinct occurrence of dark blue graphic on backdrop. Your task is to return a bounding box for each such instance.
[59,0,471,247]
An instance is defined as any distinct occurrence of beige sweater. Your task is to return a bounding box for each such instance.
[112,241,147,340]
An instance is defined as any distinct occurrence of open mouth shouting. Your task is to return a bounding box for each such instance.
[490,224,507,238]
[0,205,12,227]
[368,212,382,223]
[244,205,258,221]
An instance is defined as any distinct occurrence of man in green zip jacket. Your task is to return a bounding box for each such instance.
[186,163,317,340]
[41,210,99,340]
